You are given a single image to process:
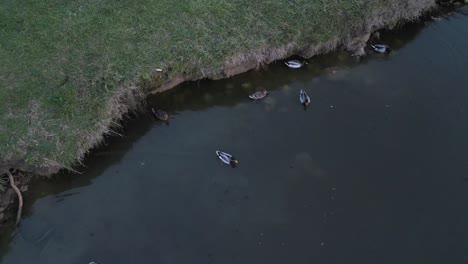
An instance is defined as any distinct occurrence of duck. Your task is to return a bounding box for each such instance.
[151,108,169,121]
[370,44,391,54]
[248,90,268,100]
[285,60,307,69]
[299,89,311,107]
[216,151,238,167]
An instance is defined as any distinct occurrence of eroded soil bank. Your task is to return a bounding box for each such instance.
[0,171,30,233]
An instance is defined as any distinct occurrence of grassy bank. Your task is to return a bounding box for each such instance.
[0,0,435,173]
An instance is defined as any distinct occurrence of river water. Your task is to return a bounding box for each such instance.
[1,7,468,264]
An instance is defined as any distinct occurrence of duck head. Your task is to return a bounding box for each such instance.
[230,157,239,167]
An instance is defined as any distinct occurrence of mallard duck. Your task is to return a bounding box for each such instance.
[299,89,311,107]
[151,108,169,121]
[370,44,391,54]
[216,151,238,167]
[285,60,307,69]
[249,90,268,100]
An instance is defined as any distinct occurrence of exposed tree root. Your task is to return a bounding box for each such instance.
[6,170,23,226]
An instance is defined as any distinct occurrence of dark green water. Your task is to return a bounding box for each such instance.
[1,7,468,264]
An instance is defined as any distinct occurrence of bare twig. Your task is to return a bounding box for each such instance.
[6,170,23,226]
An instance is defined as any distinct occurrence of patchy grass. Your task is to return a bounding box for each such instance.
[0,0,434,170]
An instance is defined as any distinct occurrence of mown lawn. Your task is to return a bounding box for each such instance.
[0,0,423,169]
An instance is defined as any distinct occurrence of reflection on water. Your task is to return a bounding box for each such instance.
[1,6,468,264]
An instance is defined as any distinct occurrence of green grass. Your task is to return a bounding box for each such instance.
[0,0,428,169]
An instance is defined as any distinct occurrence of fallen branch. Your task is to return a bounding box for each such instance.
[6,170,23,226]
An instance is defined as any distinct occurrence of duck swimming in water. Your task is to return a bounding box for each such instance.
[285,60,307,69]
[370,44,391,54]
[216,151,238,167]
[299,89,311,108]
[152,108,169,121]
[249,90,268,100]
